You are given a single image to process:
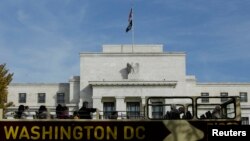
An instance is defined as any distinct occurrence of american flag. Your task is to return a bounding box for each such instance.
[126,8,133,32]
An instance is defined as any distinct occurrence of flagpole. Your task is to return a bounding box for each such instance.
[131,1,134,53]
[126,0,134,52]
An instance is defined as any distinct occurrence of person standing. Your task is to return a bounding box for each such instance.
[21,106,30,119]
[78,101,96,119]
[212,105,221,119]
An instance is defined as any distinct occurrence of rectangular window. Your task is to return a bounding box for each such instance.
[201,92,209,103]
[103,102,115,119]
[152,102,163,119]
[19,93,26,103]
[220,92,228,102]
[240,92,248,102]
[241,117,249,125]
[126,102,140,119]
[38,93,46,103]
[57,93,65,104]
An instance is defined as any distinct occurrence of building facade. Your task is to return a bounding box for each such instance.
[6,44,250,124]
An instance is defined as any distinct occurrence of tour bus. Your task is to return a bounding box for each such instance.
[0,96,241,141]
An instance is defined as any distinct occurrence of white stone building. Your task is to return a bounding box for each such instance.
[6,44,250,124]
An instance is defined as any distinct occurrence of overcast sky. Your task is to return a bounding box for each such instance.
[1,0,250,83]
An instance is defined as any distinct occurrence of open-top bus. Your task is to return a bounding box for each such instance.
[0,96,241,141]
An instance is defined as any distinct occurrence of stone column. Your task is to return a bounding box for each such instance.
[141,96,146,118]
[69,76,80,104]
[115,96,125,119]
[92,97,102,119]
[93,97,103,113]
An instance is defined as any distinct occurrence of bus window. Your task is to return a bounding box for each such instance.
[146,97,193,120]
[196,97,237,119]
[145,96,241,125]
